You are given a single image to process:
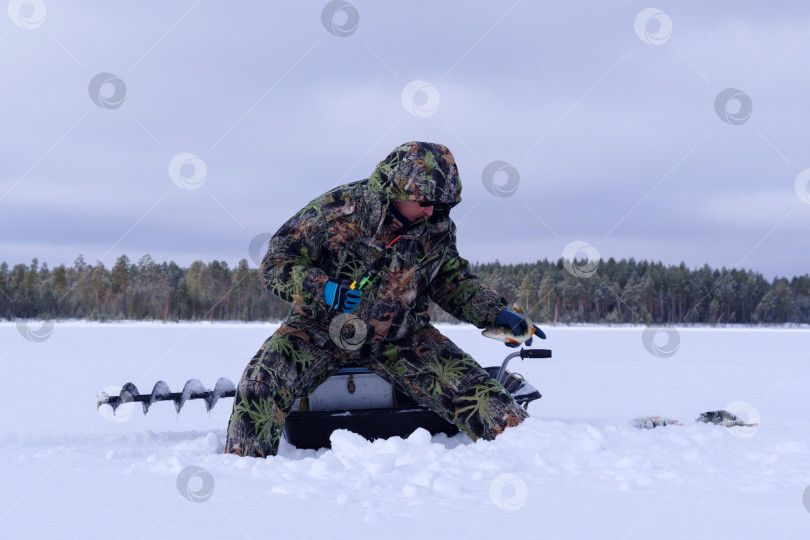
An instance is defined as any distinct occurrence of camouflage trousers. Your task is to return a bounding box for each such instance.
[225,315,528,457]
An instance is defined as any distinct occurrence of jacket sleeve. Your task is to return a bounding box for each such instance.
[426,224,508,328]
[261,203,331,313]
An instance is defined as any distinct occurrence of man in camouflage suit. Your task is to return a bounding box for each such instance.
[226,141,540,457]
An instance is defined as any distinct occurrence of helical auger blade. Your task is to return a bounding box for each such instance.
[96,377,236,416]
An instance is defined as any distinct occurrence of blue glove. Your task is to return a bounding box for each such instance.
[323,280,362,314]
[493,309,546,348]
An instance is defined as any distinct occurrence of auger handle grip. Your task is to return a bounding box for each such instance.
[521,348,552,359]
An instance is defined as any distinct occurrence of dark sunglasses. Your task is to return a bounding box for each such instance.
[419,201,437,207]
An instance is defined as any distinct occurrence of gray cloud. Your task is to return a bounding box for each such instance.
[1,1,809,279]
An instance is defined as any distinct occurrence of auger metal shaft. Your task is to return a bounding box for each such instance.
[97,377,236,415]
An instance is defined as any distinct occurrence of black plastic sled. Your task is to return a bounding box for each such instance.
[283,347,551,450]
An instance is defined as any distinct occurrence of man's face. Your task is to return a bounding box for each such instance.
[391,200,434,222]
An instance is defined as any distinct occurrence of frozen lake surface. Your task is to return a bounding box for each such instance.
[1,322,809,539]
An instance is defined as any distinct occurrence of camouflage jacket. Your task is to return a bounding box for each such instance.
[261,141,509,341]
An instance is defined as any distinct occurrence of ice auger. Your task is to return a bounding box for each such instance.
[97,377,236,415]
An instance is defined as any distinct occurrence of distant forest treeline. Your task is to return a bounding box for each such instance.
[2,254,809,324]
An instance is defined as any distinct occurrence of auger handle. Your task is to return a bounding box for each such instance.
[521,348,551,359]
[496,348,552,384]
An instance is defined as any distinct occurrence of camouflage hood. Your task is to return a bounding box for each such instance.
[368,142,462,206]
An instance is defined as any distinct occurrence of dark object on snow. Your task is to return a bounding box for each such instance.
[696,410,758,427]
[697,410,737,425]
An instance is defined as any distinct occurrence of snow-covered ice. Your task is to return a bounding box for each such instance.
[1,322,809,539]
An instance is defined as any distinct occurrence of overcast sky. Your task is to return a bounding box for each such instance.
[2,1,809,279]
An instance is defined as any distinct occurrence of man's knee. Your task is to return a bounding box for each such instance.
[225,379,285,458]
[226,322,336,458]
[452,374,528,441]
